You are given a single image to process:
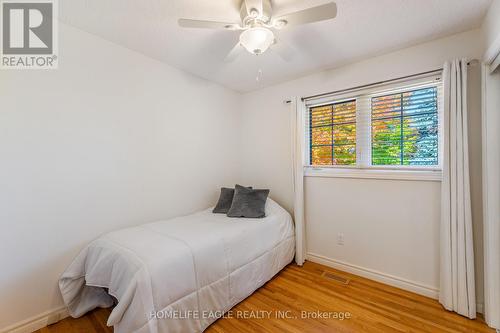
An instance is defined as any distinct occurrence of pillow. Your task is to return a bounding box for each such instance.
[227,184,270,218]
[212,186,251,214]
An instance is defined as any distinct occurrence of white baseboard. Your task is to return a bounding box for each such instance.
[306,252,439,299]
[306,254,486,315]
[0,306,69,333]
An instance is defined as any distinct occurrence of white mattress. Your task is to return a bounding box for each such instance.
[59,198,295,333]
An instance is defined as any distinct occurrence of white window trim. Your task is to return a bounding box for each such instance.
[303,74,443,181]
[304,166,442,181]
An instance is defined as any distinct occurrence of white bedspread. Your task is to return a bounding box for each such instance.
[59,198,295,333]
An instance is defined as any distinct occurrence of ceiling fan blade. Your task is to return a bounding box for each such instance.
[224,43,244,63]
[272,38,294,62]
[178,18,239,30]
[272,2,337,28]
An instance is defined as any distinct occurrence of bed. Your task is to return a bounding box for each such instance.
[59,198,295,333]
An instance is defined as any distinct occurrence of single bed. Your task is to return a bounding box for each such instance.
[59,198,295,333]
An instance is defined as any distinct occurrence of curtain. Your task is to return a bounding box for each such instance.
[439,59,476,319]
[290,98,306,266]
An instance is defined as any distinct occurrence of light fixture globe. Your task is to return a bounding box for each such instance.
[239,27,274,55]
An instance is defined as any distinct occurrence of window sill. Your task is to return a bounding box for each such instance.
[304,167,442,182]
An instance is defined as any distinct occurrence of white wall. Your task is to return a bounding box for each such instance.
[239,29,484,300]
[0,24,241,330]
[480,0,500,327]
[305,177,441,294]
[481,67,500,329]
[481,65,500,329]
[481,0,500,50]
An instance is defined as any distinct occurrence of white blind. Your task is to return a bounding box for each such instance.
[304,74,443,169]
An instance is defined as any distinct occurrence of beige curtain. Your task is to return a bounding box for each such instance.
[290,97,306,265]
[439,59,476,318]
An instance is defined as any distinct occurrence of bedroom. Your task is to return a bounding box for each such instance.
[1,0,499,332]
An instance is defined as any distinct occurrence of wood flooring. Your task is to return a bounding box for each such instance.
[36,261,494,333]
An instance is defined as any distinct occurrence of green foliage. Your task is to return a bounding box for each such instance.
[372,88,438,166]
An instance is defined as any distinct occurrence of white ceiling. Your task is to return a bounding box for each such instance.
[60,0,492,92]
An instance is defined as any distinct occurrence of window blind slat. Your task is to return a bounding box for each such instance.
[371,87,439,166]
[309,100,357,166]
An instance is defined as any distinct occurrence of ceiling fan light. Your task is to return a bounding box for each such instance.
[239,27,274,55]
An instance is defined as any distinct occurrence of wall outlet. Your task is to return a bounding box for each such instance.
[337,233,345,245]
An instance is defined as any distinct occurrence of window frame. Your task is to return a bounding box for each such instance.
[304,75,443,181]
[309,98,357,167]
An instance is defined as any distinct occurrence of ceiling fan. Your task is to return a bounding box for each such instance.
[178,0,337,62]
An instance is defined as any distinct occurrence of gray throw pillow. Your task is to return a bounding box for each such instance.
[227,184,270,218]
[213,186,251,214]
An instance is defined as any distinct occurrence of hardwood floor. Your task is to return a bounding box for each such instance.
[37,262,494,333]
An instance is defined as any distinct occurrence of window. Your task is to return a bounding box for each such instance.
[305,76,442,178]
[310,100,356,165]
[371,87,439,166]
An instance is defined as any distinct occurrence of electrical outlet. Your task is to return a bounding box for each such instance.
[337,233,345,245]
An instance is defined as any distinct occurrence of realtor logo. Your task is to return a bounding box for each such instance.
[1,0,58,69]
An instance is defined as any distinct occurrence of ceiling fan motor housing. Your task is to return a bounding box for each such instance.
[240,0,273,25]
